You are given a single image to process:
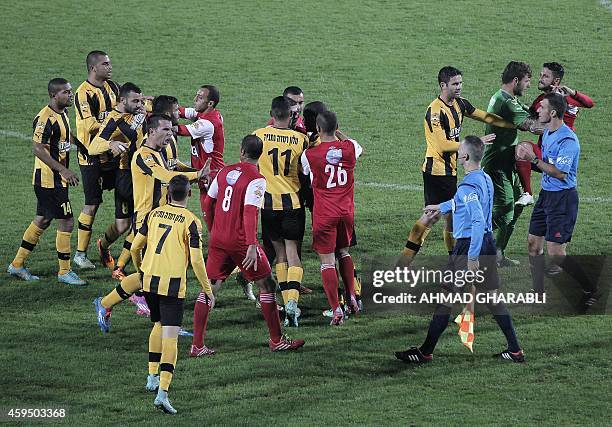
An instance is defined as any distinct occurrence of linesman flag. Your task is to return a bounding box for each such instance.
[454,285,476,352]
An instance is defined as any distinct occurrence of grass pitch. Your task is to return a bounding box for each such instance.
[1,0,611,424]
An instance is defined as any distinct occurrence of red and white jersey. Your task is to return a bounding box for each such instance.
[178,107,225,176]
[301,138,362,218]
[207,162,266,249]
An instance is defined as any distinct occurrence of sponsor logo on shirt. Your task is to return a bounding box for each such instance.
[464,192,478,203]
[226,169,242,186]
[556,156,572,166]
[326,148,342,165]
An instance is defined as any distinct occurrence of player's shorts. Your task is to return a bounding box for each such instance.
[114,169,134,219]
[422,172,457,206]
[529,189,578,244]
[34,186,72,220]
[80,163,116,206]
[312,214,354,254]
[206,243,271,282]
[143,291,184,326]
[445,232,499,291]
[261,208,306,241]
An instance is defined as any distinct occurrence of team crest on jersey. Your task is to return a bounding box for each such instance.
[59,140,71,153]
[556,156,572,166]
[464,192,478,203]
[431,113,440,125]
[226,169,242,186]
[326,148,343,165]
[131,113,146,130]
[79,102,89,112]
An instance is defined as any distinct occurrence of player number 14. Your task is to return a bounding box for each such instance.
[325,164,347,188]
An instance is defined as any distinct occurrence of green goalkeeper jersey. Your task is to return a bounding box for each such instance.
[482,89,530,171]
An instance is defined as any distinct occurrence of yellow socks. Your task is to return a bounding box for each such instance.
[148,322,162,375]
[56,230,72,275]
[77,212,94,253]
[401,220,431,261]
[276,262,288,305]
[116,232,134,270]
[443,229,456,254]
[159,337,178,391]
[101,273,141,309]
[287,266,303,303]
[12,222,45,268]
[100,223,121,249]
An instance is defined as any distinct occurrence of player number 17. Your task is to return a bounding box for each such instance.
[325,164,347,188]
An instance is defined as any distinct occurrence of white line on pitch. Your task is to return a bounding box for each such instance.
[0,129,30,140]
[356,181,611,204]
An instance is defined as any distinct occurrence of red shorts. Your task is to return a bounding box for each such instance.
[206,243,271,282]
[312,214,354,254]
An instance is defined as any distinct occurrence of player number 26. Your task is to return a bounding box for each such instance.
[325,164,347,188]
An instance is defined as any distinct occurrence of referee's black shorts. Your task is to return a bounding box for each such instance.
[143,291,184,326]
[446,232,499,291]
[422,172,457,206]
[261,208,305,241]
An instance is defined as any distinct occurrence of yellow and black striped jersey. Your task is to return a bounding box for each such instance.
[422,97,476,176]
[32,105,71,188]
[131,203,212,298]
[252,126,309,210]
[89,109,147,170]
[74,79,119,165]
[131,143,198,225]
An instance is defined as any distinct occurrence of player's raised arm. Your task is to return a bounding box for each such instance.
[467,108,516,129]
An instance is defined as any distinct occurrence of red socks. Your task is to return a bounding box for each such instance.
[259,292,282,342]
[321,264,340,311]
[192,292,212,348]
[516,159,532,194]
[338,254,356,300]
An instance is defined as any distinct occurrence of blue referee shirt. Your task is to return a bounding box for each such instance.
[541,124,580,191]
[440,169,494,259]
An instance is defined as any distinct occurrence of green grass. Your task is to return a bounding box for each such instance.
[1,0,611,424]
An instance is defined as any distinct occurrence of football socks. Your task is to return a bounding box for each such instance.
[529,254,546,293]
[149,322,162,375]
[101,273,141,309]
[192,292,212,348]
[275,262,289,305]
[286,265,303,303]
[159,336,178,392]
[401,220,431,263]
[12,222,45,268]
[77,212,94,253]
[443,229,456,254]
[321,263,340,311]
[56,230,72,275]
[116,232,134,270]
[259,292,282,342]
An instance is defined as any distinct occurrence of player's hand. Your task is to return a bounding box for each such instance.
[515,142,535,161]
[467,258,479,271]
[242,244,259,271]
[109,141,129,156]
[553,85,576,97]
[480,133,496,145]
[60,167,79,186]
[197,158,212,180]
[207,292,216,310]
[423,204,440,214]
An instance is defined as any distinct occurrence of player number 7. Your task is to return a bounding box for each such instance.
[155,223,172,254]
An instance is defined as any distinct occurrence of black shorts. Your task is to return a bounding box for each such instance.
[143,292,184,326]
[34,186,73,220]
[446,232,499,291]
[529,189,578,244]
[261,208,305,241]
[422,172,457,206]
[114,169,134,219]
[80,163,116,206]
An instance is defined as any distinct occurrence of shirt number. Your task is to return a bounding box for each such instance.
[222,186,233,212]
[325,164,347,188]
[268,147,291,176]
[155,224,172,254]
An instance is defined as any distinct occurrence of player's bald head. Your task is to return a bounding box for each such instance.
[241,135,263,160]
[461,135,485,162]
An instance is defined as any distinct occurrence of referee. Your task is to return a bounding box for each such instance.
[396,135,524,363]
[517,92,600,311]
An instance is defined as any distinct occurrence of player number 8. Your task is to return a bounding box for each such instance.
[325,164,347,188]
[222,186,233,211]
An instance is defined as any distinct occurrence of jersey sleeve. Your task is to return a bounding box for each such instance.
[88,118,119,154]
[300,151,311,175]
[207,175,219,199]
[130,212,150,272]
[179,107,198,120]
[135,152,199,183]
[244,177,266,207]
[467,108,516,129]
[504,98,530,126]
[569,91,595,108]
[33,116,53,144]
[182,118,214,142]
[457,97,476,115]
[554,138,579,174]
[349,139,363,158]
